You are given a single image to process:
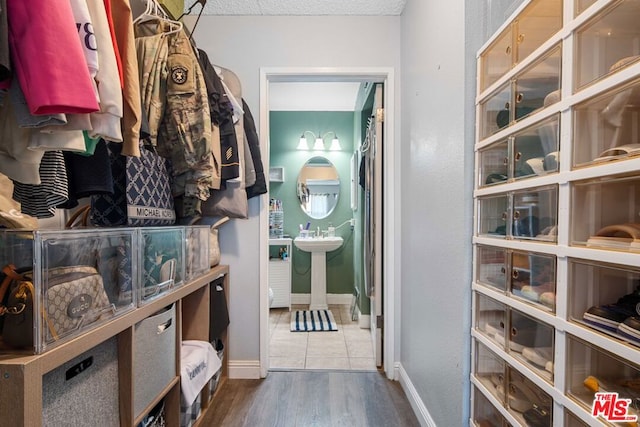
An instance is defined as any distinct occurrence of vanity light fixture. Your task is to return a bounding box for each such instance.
[297,130,341,151]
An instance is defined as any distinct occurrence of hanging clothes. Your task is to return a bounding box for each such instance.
[6,0,99,115]
[85,0,124,143]
[111,0,142,157]
[136,19,215,219]
[197,50,239,181]
[12,150,69,218]
[242,99,267,199]
[216,65,254,189]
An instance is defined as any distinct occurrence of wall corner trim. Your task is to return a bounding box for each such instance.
[398,363,437,427]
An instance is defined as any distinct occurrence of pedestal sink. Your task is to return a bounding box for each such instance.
[293,236,343,310]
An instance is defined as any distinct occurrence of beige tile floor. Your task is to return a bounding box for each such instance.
[269,304,377,371]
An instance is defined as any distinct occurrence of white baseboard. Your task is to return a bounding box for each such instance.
[398,363,437,427]
[228,360,261,379]
[290,293,354,306]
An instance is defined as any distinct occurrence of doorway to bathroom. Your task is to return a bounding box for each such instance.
[258,68,396,378]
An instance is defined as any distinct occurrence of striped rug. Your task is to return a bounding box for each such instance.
[290,309,338,332]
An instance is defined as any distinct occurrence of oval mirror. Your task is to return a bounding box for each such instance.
[297,156,340,219]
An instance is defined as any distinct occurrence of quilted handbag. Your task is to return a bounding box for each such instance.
[91,142,176,226]
[1,265,114,348]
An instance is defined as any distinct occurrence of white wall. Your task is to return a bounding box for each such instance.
[188,15,401,371]
[399,0,471,424]
[397,0,526,424]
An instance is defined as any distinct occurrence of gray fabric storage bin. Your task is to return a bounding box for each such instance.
[134,303,177,418]
[43,337,119,427]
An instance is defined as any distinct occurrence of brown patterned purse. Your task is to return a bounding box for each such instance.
[1,265,114,349]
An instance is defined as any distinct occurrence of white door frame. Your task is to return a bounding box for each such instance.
[258,67,398,379]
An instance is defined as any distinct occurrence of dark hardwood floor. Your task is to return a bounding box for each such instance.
[200,370,421,427]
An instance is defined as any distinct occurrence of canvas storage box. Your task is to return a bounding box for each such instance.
[0,228,137,354]
[42,336,120,427]
[138,227,185,305]
[134,303,177,418]
[184,225,210,281]
[180,340,222,427]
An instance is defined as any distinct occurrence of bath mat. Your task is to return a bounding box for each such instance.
[291,309,338,332]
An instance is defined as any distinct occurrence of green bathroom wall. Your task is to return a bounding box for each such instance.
[269,111,355,296]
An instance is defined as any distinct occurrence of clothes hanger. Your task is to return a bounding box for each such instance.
[133,0,183,35]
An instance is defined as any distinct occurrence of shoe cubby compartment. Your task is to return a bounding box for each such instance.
[476,245,508,292]
[565,410,589,427]
[570,175,640,251]
[506,366,553,426]
[185,225,210,282]
[478,193,510,238]
[478,0,562,93]
[573,77,640,168]
[509,251,557,312]
[476,294,507,350]
[472,385,510,427]
[566,334,640,424]
[477,185,558,242]
[479,115,561,188]
[475,340,507,404]
[569,258,640,345]
[479,45,562,140]
[0,229,137,354]
[508,309,555,383]
[574,0,640,92]
[139,227,186,305]
[479,139,509,187]
[476,245,557,312]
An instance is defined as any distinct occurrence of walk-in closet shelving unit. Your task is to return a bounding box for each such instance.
[0,265,229,427]
[472,0,640,425]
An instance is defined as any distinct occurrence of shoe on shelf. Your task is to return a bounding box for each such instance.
[584,375,640,414]
[618,316,640,343]
[583,286,640,331]
[522,346,553,371]
[523,403,552,427]
[509,316,553,353]
[496,377,549,414]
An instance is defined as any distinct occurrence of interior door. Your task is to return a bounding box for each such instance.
[365,83,384,367]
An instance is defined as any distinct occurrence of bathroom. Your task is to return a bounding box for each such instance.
[266,80,380,371]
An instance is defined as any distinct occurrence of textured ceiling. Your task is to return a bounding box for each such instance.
[189,0,406,16]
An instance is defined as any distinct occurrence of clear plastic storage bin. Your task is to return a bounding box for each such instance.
[476,293,507,350]
[0,228,137,354]
[473,385,510,427]
[139,227,185,305]
[508,309,555,383]
[479,46,561,140]
[575,0,640,91]
[509,251,557,311]
[566,334,640,424]
[478,115,560,188]
[477,186,558,242]
[569,258,640,346]
[571,175,640,251]
[475,340,507,404]
[476,245,508,292]
[478,0,562,92]
[184,225,210,281]
[573,78,640,167]
[506,366,553,426]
